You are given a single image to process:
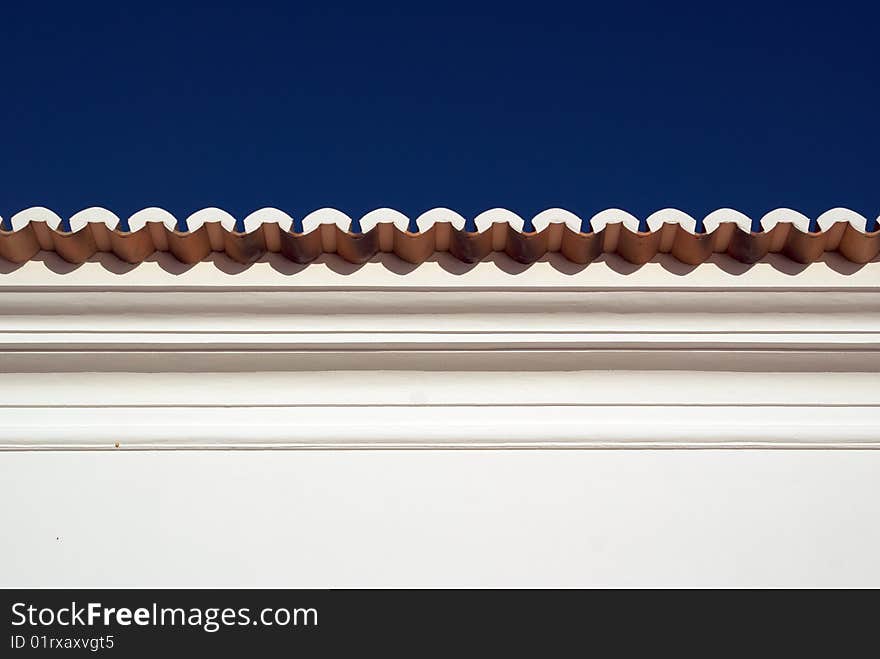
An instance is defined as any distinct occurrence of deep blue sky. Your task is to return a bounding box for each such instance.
[1,1,877,221]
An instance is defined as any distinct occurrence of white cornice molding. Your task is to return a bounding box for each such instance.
[1,252,878,449]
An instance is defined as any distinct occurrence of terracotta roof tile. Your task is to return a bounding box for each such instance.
[1,207,878,266]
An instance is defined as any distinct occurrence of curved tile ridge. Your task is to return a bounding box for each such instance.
[0,207,878,267]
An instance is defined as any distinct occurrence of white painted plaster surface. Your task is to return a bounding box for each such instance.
[1,450,879,587]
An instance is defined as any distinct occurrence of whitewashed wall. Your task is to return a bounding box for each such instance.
[2,254,878,587]
[2,450,879,588]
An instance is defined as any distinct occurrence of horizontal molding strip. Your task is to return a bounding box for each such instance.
[4,350,880,374]
[1,405,877,449]
[2,333,880,350]
[3,371,877,407]
[1,206,879,266]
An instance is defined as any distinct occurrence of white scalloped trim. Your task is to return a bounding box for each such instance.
[185,208,236,233]
[417,208,467,231]
[532,208,582,233]
[473,208,522,233]
[8,207,63,231]
[761,208,810,233]
[646,209,694,234]
[2,207,878,236]
[300,208,349,234]
[128,207,177,232]
[589,209,640,233]
[360,208,411,233]
[69,207,119,233]
[816,208,870,232]
[241,207,292,233]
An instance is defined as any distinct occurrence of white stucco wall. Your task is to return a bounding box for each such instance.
[2,450,878,588]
